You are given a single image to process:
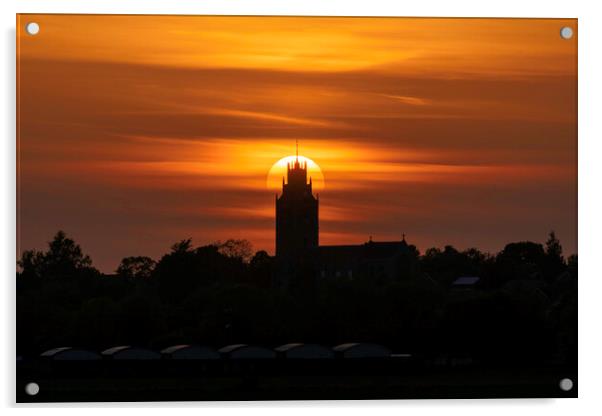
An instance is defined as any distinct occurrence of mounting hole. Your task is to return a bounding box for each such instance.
[24,382,40,396]
[559,378,574,391]
[25,22,40,36]
[560,26,573,40]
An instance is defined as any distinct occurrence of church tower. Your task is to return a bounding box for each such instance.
[275,144,319,261]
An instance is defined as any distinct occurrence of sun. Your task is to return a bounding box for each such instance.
[267,155,325,192]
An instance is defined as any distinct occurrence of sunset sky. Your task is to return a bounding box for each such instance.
[17,15,577,272]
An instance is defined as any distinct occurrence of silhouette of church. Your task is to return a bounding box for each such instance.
[275,151,319,260]
[274,145,416,289]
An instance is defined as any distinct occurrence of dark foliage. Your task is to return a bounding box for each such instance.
[17,231,576,366]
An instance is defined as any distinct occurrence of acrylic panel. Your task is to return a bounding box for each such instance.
[16,14,577,402]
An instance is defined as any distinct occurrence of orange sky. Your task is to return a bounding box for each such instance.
[17,15,577,272]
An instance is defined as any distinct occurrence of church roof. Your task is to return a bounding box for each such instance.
[318,240,409,261]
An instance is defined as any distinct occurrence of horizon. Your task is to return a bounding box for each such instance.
[20,225,575,275]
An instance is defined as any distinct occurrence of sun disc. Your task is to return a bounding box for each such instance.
[267,155,325,191]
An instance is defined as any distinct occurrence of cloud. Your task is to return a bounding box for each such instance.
[379,94,430,106]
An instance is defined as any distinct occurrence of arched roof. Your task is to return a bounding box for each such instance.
[275,343,334,359]
[218,344,275,359]
[333,343,391,358]
[161,345,220,360]
[41,347,101,361]
[101,346,161,360]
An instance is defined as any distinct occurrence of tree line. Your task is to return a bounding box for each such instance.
[17,231,576,366]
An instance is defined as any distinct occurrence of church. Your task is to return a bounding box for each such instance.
[274,151,418,289]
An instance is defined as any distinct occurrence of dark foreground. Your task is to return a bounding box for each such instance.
[17,357,577,402]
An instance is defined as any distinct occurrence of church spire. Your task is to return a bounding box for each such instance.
[295,139,300,169]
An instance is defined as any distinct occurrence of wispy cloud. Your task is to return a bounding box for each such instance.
[379,94,430,106]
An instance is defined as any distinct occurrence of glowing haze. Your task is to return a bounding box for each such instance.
[17,15,577,272]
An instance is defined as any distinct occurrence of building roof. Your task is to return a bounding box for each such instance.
[275,343,334,359]
[319,240,409,262]
[101,346,161,360]
[452,276,480,286]
[218,344,276,359]
[333,343,392,358]
[40,347,101,361]
[362,240,409,259]
[161,345,220,360]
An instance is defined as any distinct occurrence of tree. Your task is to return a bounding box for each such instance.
[567,254,578,273]
[116,256,156,279]
[18,230,95,279]
[17,249,45,279]
[154,239,200,302]
[464,247,487,264]
[171,238,193,254]
[154,239,235,302]
[420,245,466,286]
[544,231,566,281]
[496,241,546,282]
[216,239,253,263]
[545,231,563,260]
[249,250,274,287]
[250,250,272,268]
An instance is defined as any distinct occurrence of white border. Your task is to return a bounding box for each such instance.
[3,0,602,414]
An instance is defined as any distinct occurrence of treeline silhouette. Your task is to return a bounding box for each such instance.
[17,231,576,366]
